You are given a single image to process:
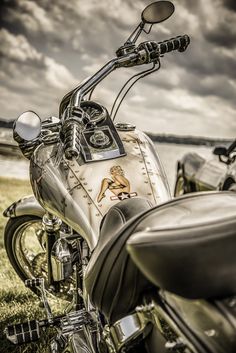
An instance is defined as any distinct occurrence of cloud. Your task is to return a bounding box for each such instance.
[224,0,236,11]
[0,0,236,139]
[119,85,236,138]
[0,28,77,118]
[0,28,43,63]
[205,20,236,49]
[0,0,54,34]
[18,0,54,32]
[44,57,76,89]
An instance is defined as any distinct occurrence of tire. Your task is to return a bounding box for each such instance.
[4,215,74,300]
[4,215,44,296]
[174,165,190,197]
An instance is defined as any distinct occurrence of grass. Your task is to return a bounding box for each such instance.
[0,177,66,353]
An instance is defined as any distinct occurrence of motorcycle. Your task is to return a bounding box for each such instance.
[3,2,236,353]
[174,139,236,196]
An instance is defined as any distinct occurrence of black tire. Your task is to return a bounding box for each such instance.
[4,215,43,296]
[174,165,189,197]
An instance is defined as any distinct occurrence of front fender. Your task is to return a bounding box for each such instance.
[3,195,45,218]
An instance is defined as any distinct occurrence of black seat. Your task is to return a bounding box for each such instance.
[84,198,153,324]
[127,191,236,300]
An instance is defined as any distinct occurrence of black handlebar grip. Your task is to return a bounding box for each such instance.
[158,35,190,55]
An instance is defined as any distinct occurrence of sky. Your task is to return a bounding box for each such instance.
[0,0,236,138]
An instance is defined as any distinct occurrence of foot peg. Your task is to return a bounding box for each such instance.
[5,278,53,345]
[5,309,92,346]
[25,278,44,288]
[5,320,41,345]
[5,277,95,348]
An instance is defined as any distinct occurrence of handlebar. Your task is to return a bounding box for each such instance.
[62,34,190,160]
[158,35,190,54]
[136,34,190,65]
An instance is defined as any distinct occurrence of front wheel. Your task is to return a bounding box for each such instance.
[174,166,189,197]
[4,215,74,300]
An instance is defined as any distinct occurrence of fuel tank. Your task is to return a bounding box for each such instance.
[30,129,171,249]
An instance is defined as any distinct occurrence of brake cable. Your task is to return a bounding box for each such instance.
[112,60,161,122]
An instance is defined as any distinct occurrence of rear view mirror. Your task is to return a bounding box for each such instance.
[121,1,175,49]
[213,146,228,156]
[141,1,175,24]
[14,111,41,141]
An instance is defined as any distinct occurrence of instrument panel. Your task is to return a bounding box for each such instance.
[80,101,126,162]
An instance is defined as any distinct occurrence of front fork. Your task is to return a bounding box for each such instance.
[42,212,86,310]
[42,212,62,287]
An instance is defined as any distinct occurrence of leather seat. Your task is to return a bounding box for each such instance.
[84,198,153,323]
[85,191,236,324]
[127,191,236,300]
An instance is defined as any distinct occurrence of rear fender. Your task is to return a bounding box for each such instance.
[3,195,45,218]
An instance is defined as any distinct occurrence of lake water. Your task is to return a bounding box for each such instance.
[0,155,29,180]
[0,143,213,194]
[156,143,213,193]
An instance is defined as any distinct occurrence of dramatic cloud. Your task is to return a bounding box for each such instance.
[0,27,77,117]
[0,0,236,138]
[224,0,236,12]
[0,28,42,62]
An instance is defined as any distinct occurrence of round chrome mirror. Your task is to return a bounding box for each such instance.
[141,1,175,24]
[14,111,41,141]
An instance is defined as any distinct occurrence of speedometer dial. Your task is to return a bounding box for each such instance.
[81,101,108,124]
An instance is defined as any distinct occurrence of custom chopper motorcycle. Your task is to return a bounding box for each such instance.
[3,2,236,353]
[174,139,236,196]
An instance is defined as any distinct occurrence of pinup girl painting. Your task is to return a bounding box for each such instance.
[97,166,130,203]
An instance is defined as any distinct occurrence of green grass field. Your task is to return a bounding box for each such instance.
[0,177,65,353]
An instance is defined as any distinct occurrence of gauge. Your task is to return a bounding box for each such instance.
[80,101,108,124]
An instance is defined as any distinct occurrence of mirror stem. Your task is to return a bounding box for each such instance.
[143,24,153,34]
[124,22,145,45]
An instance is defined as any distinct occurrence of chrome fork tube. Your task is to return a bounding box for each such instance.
[42,213,62,286]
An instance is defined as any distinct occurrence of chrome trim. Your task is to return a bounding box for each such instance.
[51,238,73,282]
[115,122,136,131]
[41,132,60,145]
[110,314,143,348]
[3,195,45,218]
[30,128,171,250]
[42,213,62,232]
[69,54,139,108]
[105,306,153,352]
[70,59,119,108]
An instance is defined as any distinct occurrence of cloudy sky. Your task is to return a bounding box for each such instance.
[0,0,236,138]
